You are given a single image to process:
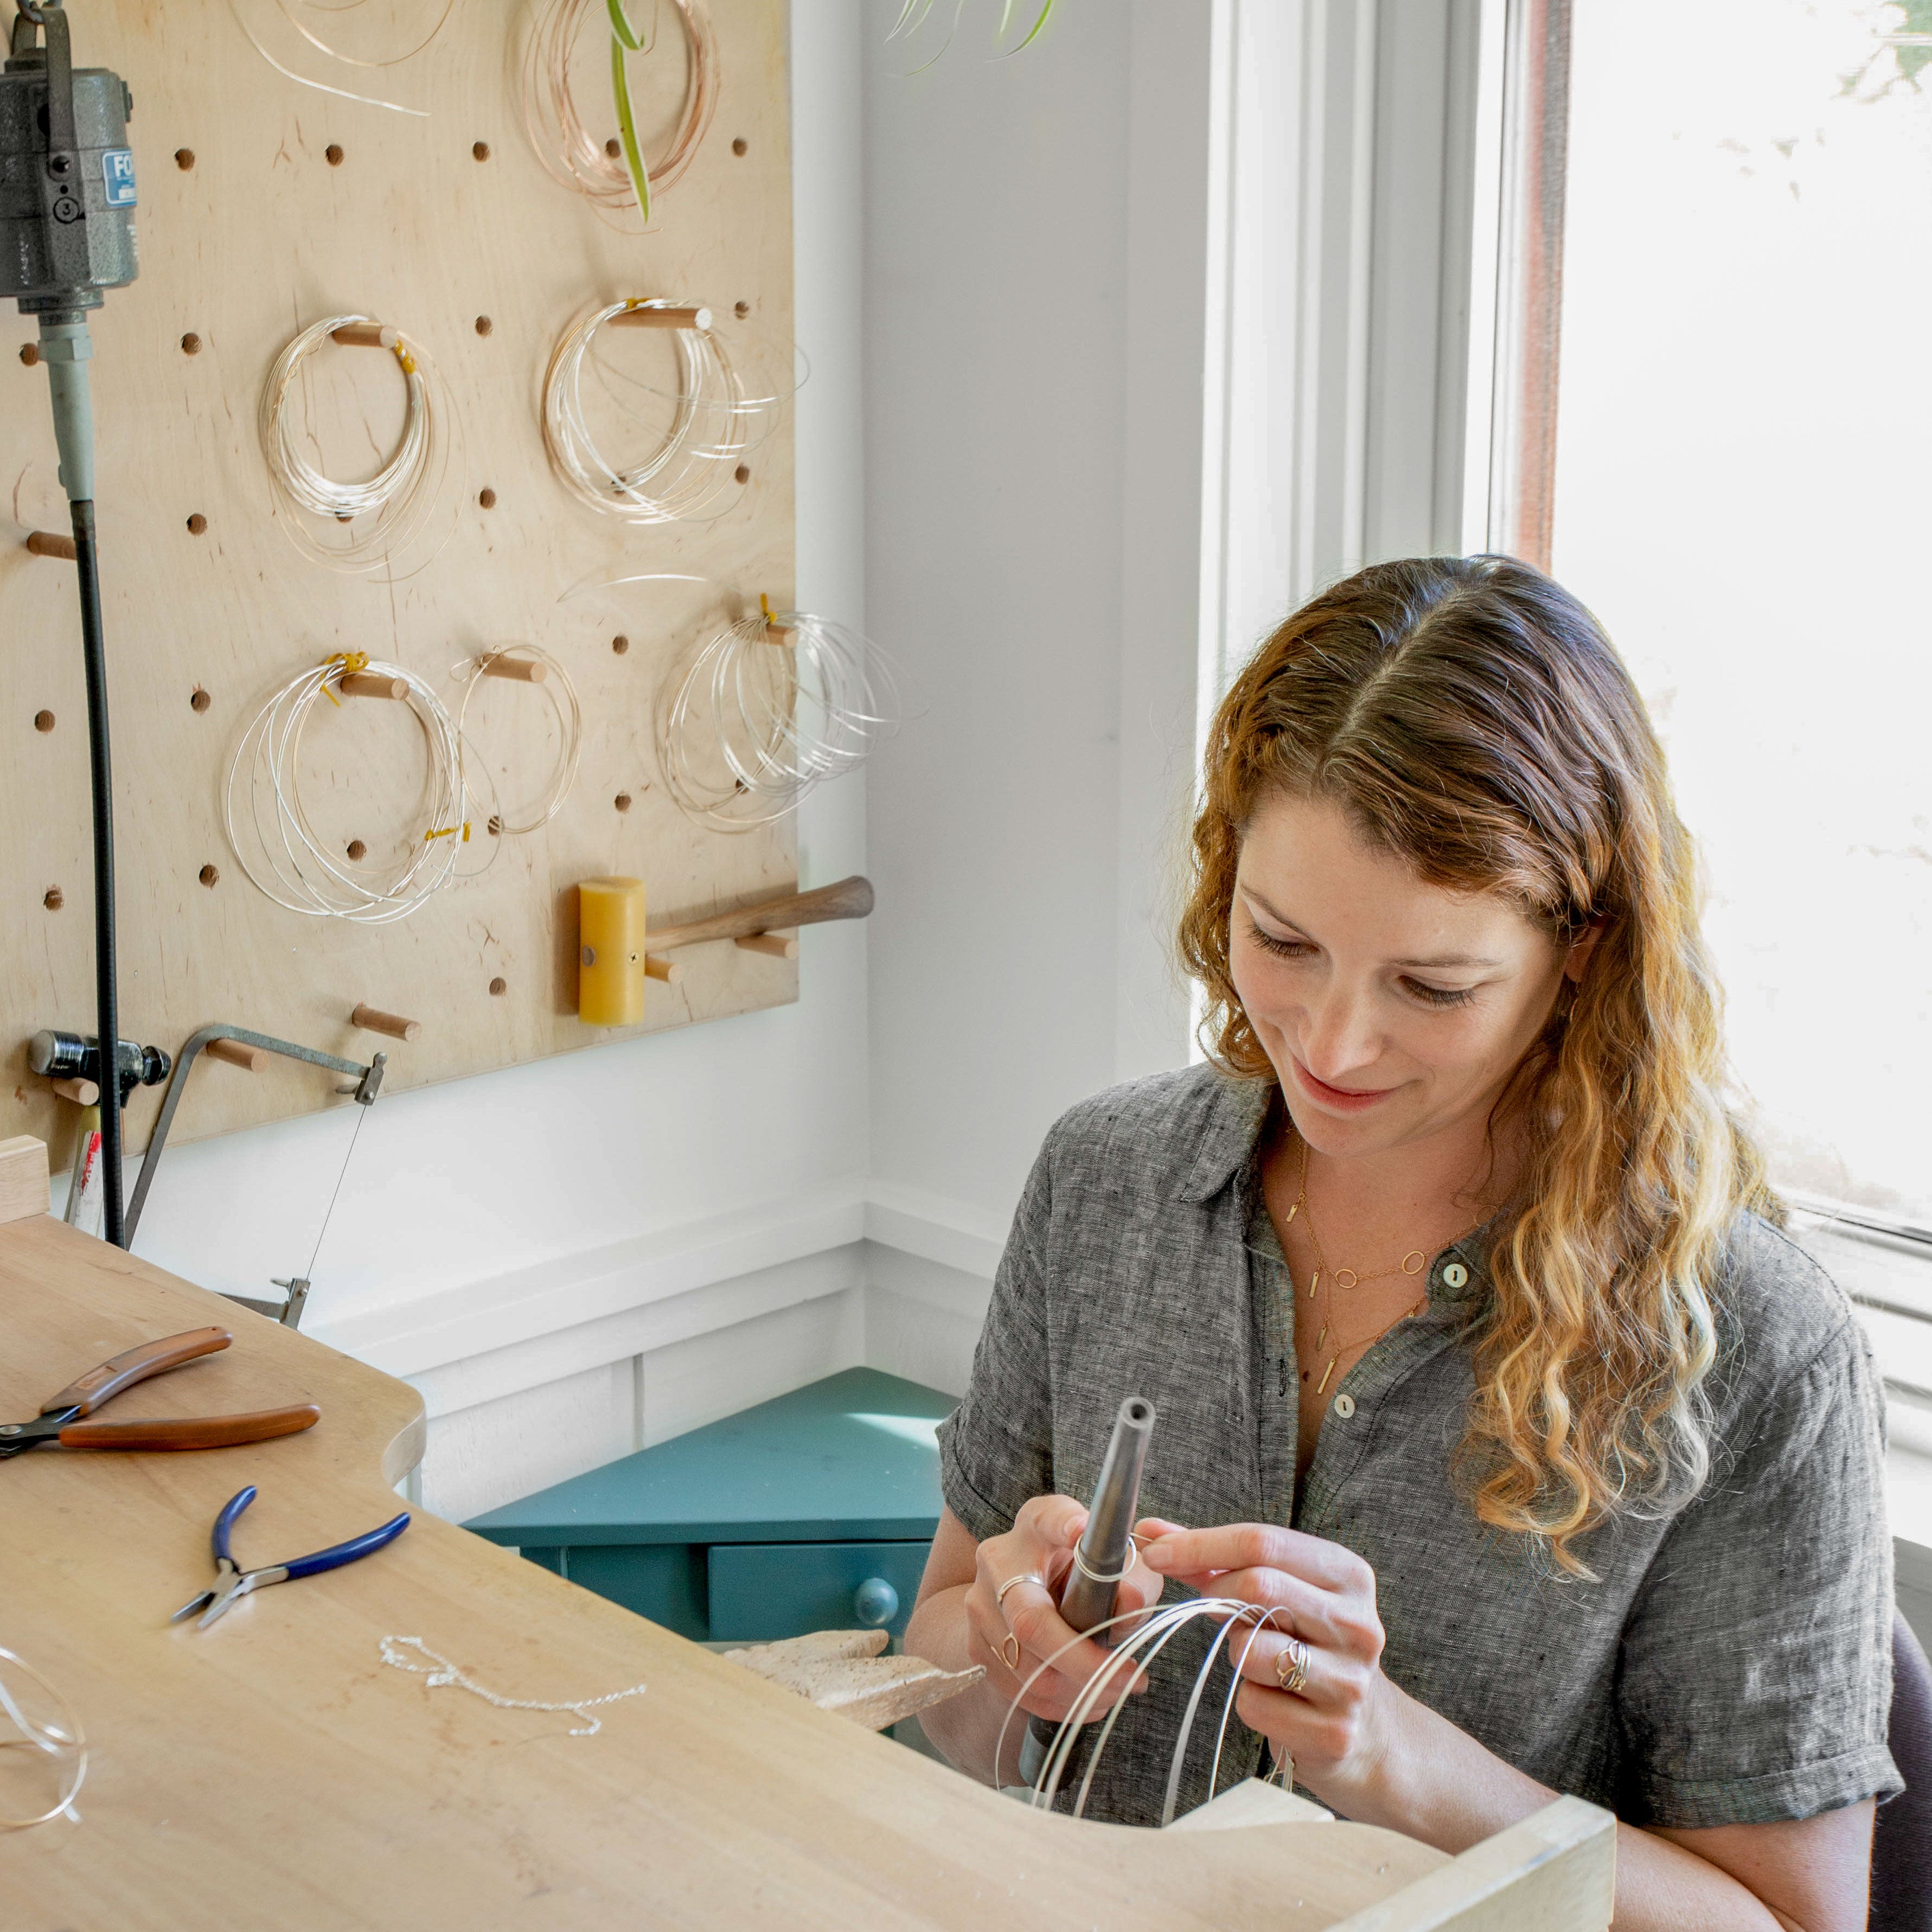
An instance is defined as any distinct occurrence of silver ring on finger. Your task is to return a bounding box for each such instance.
[1274,1636,1311,1696]
[996,1572,1044,1610]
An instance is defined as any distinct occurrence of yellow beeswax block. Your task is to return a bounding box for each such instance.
[578,877,647,1026]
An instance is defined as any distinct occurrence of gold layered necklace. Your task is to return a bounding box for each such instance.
[1282,1137,1456,1397]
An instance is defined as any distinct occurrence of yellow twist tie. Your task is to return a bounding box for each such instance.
[321,650,372,707]
[424,822,471,844]
[393,345,417,376]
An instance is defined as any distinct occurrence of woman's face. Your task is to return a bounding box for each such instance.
[1229,791,1596,1162]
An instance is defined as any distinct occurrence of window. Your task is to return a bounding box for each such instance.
[1477,0,1932,1554]
[1492,0,1932,1234]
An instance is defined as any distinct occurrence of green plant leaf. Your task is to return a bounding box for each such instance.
[998,0,1054,56]
[606,0,650,52]
[610,32,651,220]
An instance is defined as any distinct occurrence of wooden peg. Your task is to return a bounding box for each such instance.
[206,1037,267,1074]
[27,531,77,561]
[610,304,713,332]
[49,1076,99,1107]
[351,1003,421,1042]
[644,955,681,984]
[330,322,399,350]
[735,932,798,960]
[480,654,548,684]
[338,671,407,700]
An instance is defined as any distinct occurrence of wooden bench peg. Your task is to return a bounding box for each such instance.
[735,932,798,960]
[330,322,400,350]
[610,304,712,332]
[644,955,681,984]
[338,671,407,700]
[49,1076,99,1106]
[351,1004,421,1042]
[27,531,78,561]
[206,1037,268,1074]
[480,654,548,684]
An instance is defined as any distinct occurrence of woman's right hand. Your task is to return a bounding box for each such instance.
[963,1495,1169,1723]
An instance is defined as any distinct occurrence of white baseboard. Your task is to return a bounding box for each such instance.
[319,1179,1003,1417]
[312,1178,876,1383]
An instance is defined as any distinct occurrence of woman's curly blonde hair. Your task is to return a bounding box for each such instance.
[1180,555,1778,1573]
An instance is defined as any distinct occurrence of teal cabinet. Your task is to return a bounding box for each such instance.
[464,1368,956,1646]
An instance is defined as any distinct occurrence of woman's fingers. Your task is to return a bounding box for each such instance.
[1141,1522,1366,1592]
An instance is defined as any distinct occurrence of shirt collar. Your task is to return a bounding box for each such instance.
[1175,1070,1496,1306]
[1176,1072,1275,1202]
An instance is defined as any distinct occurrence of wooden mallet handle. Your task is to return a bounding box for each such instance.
[647,875,874,955]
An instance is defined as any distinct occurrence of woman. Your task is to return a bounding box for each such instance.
[905,557,1896,1930]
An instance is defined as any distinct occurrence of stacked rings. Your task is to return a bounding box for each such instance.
[1274,1636,1312,1696]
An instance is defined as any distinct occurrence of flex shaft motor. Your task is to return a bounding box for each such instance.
[2,0,139,1244]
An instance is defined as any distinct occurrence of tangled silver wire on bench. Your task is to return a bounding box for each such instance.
[542,299,768,524]
[658,605,901,829]
[223,656,489,923]
[259,315,448,573]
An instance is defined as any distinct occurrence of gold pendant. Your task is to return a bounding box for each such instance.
[1316,1325,1328,1348]
[1316,1357,1335,1394]
[1307,1269,1320,1299]
[1284,1201,1298,1223]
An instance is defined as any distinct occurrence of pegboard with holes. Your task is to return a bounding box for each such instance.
[0,0,797,1160]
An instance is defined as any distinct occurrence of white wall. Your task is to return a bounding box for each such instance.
[861,3,1212,1246]
[107,0,880,1524]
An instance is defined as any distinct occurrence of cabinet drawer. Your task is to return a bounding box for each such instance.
[708,1540,930,1643]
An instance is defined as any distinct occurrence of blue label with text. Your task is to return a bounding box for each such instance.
[102,150,137,208]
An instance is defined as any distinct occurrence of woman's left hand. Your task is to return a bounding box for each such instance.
[1138,1520,1398,1806]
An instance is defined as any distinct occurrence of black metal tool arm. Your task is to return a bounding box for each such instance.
[124,1025,385,1245]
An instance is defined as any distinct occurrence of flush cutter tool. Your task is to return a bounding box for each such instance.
[0,1328,320,1458]
[172,1485,411,1631]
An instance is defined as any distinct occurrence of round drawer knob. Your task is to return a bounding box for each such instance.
[853,1576,900,1627]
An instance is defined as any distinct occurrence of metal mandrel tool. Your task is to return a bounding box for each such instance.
[1018,1394,1156,1787]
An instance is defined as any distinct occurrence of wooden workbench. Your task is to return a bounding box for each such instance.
[0,1141,1614,1929]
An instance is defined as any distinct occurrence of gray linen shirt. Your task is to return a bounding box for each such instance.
[938,1063,1900,1829]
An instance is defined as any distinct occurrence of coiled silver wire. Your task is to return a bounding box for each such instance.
[658,608,901,830]
[542,299,770,524]
[223,657,490,923]
[259,315,449,573]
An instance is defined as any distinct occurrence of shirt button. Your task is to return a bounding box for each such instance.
[1332,1393,1355,1419]
[1442,1262,1469,1289]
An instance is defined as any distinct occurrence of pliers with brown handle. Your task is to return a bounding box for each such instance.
[0,1328,319,1458]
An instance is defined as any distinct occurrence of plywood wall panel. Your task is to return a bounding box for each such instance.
[0,0,797,1159]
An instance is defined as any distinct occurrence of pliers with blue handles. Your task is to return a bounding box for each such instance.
[172,1484,411,1631]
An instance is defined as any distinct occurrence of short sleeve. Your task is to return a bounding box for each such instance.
[1615,1315,1901,1827]
[936,1145,1055,1543]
